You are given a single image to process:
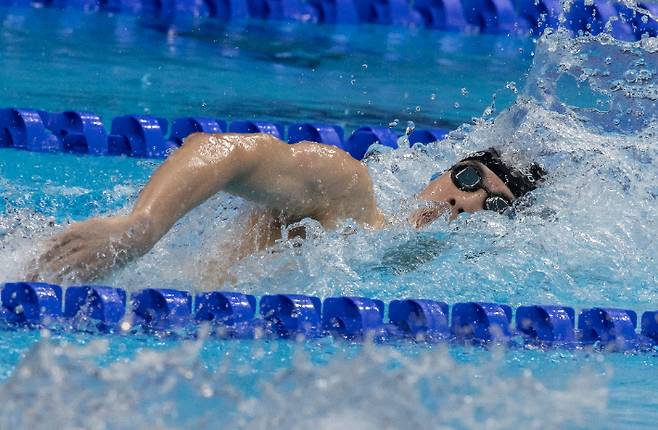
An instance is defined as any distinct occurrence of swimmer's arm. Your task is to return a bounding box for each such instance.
[32,132,377,282]
[128,132,263,247]
[33,133,270,281]
[130,132,379,246]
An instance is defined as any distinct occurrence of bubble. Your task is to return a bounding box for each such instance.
[460,87,469,96]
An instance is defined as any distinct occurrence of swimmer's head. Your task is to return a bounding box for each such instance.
[410,147,546,228]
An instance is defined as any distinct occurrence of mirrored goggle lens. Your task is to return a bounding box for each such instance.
[484,195,511,213]
[453,165,482,191]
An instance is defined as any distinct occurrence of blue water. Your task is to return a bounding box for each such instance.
[0,7,532,130]
[1,4,658,430]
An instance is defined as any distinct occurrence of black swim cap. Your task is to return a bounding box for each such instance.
[461,147,546,199]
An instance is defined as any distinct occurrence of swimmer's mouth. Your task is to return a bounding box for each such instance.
[409,201,451,229]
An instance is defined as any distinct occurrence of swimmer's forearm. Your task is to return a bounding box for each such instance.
[128,133,260,246]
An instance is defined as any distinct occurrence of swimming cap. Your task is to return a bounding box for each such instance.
[460,147,546,199]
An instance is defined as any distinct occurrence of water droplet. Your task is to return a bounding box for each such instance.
[405,121,415,136]
[637,69,653,81]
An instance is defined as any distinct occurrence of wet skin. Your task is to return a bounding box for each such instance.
[30,132,514,285]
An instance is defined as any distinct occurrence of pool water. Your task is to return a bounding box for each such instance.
[0,6,532,129]
[1,3,658,430]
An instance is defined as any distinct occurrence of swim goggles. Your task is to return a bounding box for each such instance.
[450,162,512,213]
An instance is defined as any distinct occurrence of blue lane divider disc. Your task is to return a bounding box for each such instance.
[110,115,175,158]
[208,0,251,20]
[159,0,214,19]
[42,111,109,155]
[516,305,576,344]
[170,117,227,146]
[195,291,257,337]
[0,108,61,152]
[0,282,63,326]
[64,285,127,330]
[461,0,523,33]
[342,126,399,160]
[364,0,421,26]
[131,288,192,332]
[228,120,284,139]
[567,0,634,40]
[388,299,450,340]
[322,296,385,338]
[630,2,658,38]
[408,128,449,146]
[260,294,322,338]
[51,0,103,12]
[578,307,639,351]
[195,291,256,323]
[104,0,149,14]
[412,0,467,30]
[264,0,320,21]
[312,0,360,24]
[515,0,560,31]
[287,123,344,146]
[451,302,513,342]
[641,310,658,343]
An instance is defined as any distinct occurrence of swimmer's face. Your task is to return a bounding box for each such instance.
[409,161,516,228]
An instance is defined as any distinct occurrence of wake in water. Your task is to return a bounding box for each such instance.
[0,335,609,430]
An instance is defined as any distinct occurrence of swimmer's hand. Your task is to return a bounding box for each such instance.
[28,214,155,284]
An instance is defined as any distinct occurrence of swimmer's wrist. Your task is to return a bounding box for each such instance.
[125,211,160,253]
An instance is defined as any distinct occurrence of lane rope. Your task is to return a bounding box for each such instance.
[1,282,657,352]
[0,0,655,38]
[0,108,450,160]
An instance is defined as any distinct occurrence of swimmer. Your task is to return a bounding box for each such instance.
[29,133,545,284]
